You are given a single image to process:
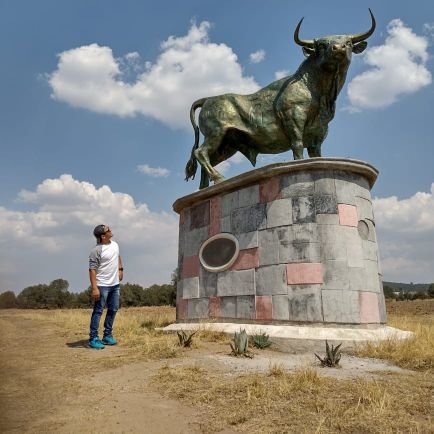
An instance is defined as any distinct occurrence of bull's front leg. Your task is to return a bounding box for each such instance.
[281,108,306,160]
[292,139,304,160]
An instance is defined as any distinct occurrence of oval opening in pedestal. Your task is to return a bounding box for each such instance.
[199,233,239,272]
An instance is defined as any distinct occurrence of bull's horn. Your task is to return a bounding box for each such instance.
[294,18,314,48]
[350,8,376,43]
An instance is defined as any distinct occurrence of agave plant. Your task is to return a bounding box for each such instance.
[230,329,253,358]
[315,340,342,367]
[176,330,196,347]
[252,332,272,349]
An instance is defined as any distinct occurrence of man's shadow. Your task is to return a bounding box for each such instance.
[66,340,90,348]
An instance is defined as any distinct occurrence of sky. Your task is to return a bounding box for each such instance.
[0,0,433,294]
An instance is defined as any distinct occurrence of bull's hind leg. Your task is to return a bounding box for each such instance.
[194,137,225,185]
[199,167,210,189]
[307,146,321,158]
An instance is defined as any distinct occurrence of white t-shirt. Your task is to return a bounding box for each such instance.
[89,240,120,286]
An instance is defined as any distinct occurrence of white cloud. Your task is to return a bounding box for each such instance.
[48,21,259,129]
[0,175,178,293]
[215,152,246,175]
[3,176,433,293]
[137,164,170,177]
[274,70,289,80]
[347,19,432,110]
[373,183,434,283]
[423,22,434,39]
[249,49,265,64]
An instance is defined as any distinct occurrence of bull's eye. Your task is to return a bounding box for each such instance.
[199,233,240,272]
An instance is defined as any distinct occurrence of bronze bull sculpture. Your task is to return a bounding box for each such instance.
[185,10,376,189]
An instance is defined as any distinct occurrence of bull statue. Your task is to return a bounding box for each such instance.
[185,9,376,189]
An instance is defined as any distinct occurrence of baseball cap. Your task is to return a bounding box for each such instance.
[93,224,109,237]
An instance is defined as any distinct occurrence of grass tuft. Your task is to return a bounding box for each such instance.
[355,314,434,371]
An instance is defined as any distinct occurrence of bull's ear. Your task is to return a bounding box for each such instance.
[353,41,368,54]
[302,47,315,57]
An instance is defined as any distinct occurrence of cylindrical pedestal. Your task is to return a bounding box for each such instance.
[173,158,386,325]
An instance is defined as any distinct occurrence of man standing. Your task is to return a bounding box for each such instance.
[88,224,123,349]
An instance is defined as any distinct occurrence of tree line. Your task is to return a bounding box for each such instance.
[0,278,176,309]
[383,284,434,301]
[1,280,433,309]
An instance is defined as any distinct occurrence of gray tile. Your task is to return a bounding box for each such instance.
[187,298,209,319]
[236,296,256,319]
[364,260,381,293]
[288,288,323,322]
[281,172,314,197]
[231,203,266,233]
[318,225,347,261]
[237,231,259,250]
[279,241,320,263]
[266,198,292,228]
[258,228,280,265]
[220,296,236,318]
[217,269,255,296]
[356,196,374,220]
[199,268,218,297]
[183,226,209,257]
[322,289,360,323]
[190,201,210,230]
[314,172,336,195]
[256,265,287,295]
[292,196,316,224]
[316,214,340,225]
[345,227,364,267]
[322,260,350,290]
[221,191,239,217]
[238,185,259,208]
[182,277,200,299]
[221,216,231,233]
[362,240,378,261]
[314,194,337,214]
[272,295,289,320]
[378,288,387,323]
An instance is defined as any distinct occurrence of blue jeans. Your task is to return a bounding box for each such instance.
[89,284,120,340]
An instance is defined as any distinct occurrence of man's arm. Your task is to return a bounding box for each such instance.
[118,256,124,282]
[89,269,100,301]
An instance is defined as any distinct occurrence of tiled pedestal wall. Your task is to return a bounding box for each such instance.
[175,163,386,325]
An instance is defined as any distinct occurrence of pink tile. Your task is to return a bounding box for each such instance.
[260,177,281,203]
[209,296,221,318]
[209,196,221,237]
[256,296,272,320]
[177,299,188,321]
[359,292,380,323]
[231,248,259,271]
[338,204,358,227]
[286,263,323,284]
[182,255,200,278]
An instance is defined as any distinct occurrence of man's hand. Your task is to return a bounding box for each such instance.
[91,287,100,301]
[119,270,124,282]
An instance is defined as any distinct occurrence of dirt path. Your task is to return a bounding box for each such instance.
[0,310,414,433]
[0,312,214,434]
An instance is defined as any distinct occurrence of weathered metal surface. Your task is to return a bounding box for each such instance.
[185,10,376,189]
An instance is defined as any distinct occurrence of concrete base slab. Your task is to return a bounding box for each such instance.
[158,322,413,352]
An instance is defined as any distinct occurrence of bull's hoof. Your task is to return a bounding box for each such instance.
[212,175,225,184]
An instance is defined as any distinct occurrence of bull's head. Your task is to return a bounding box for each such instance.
[294,9,375,65]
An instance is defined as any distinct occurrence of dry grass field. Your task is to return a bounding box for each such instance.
[0,300,433,433]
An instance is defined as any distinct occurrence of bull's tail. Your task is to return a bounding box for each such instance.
[185,98,207,181]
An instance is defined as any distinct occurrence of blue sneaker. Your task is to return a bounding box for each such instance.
[102,336,117,346]
[89,337,105,349]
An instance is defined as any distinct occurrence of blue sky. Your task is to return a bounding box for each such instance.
[0,0,433,293]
